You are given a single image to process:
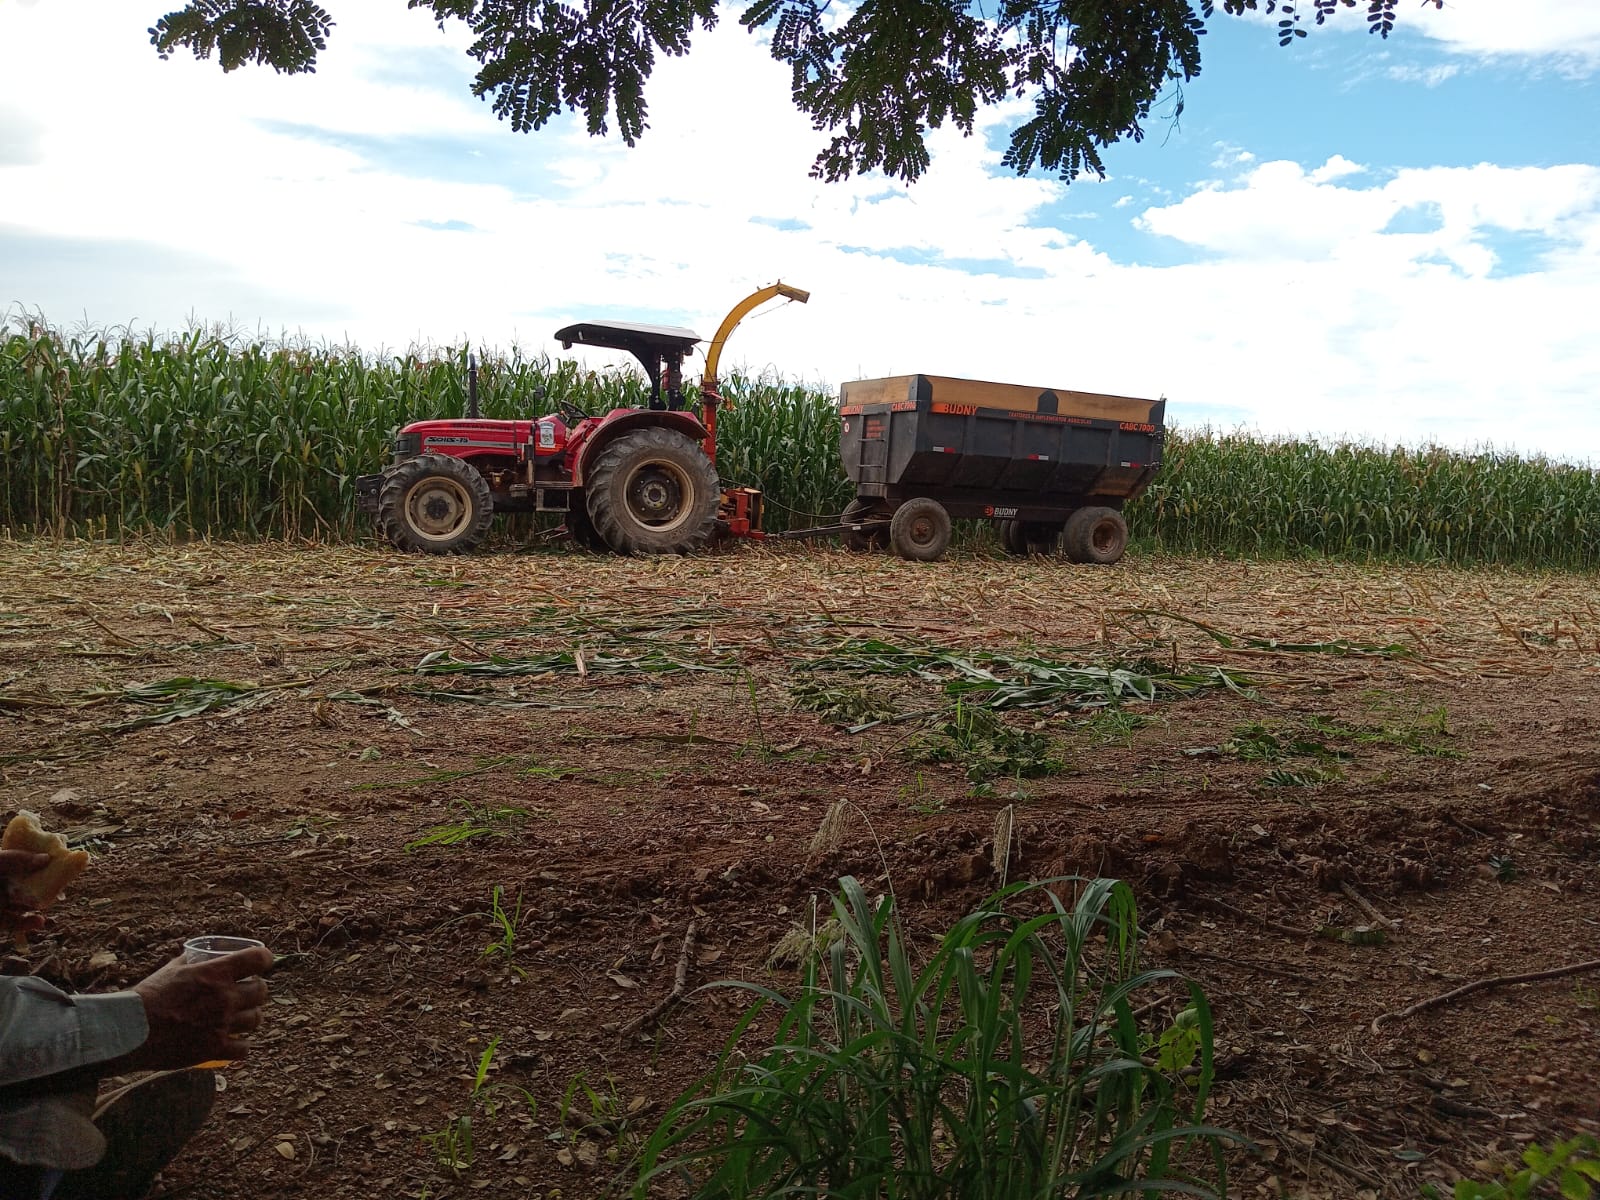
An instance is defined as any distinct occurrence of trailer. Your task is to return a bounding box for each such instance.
[353,284,1164,566]
[811,373,1165,563]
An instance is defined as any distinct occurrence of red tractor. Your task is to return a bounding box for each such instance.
[355,284,808,554]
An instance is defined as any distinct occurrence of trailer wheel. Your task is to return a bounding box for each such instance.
[841,499,889,553]
[889,498,952,562]
[1022,522,1062,556]
[1000,519,1060,556]
[378,453,494,554]
[999,519,1029,556]
[1062,506,1129,565]
[584,428,720,555]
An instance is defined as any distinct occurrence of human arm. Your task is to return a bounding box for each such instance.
[0,977,149,1090]
[1,849,50,944]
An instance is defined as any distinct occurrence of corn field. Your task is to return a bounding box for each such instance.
[3,319,1597,568]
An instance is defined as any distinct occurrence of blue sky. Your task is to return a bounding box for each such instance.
[1,1,1597,460]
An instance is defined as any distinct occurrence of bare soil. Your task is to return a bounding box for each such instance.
[2,539,1598,1200]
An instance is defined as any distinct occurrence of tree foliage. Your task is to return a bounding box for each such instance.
[149,0,1441,183]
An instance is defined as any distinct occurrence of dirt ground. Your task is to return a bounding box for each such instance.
[1,537,1597,1199]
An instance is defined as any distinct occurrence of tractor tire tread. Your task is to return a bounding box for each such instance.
[377,453,494,554]
[584,428,720,555]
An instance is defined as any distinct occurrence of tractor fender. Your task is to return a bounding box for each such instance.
[571,410,710,487]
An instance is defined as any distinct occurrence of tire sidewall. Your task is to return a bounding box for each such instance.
[378,454,493,554]
[1064,506,1129,565]
[585,429,719,554]
[889,498,952,562]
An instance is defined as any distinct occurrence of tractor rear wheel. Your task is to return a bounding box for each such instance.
[841,498,889,553]
[889,498,952,562]
[584,428,720,554]
[1062,506,1129,565]
[378,453,494,554]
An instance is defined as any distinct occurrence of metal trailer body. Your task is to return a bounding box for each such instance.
[830,374,1165,561]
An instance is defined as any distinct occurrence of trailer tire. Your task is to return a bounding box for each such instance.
[889,498,952,562]
[584,428,720,555]
[1062,506,1129,565]
[1022,522,1062,556]
[1000,519,1061,556]
[841,499,890,553]
[378,453,494,554]
[999,519,1029,556]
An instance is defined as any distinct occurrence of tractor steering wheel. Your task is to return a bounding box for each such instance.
[557,400,591,426]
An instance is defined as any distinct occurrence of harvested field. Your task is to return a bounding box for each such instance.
[2,538,1598,1199]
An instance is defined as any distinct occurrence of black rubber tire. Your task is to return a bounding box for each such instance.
[888,498,953,562]
[583,428,720,555]
[1062,505,1129,565]
[564,501,610,552]
[998,519,1029,556]
[1021,521,1063,556]
[841,498,890,553]
[378,453,494,554]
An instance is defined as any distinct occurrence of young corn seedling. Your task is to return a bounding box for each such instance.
[481,886,528,976]
[634,875,1238,1199]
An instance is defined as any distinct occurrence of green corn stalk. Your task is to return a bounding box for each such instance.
[5,314,1599,566]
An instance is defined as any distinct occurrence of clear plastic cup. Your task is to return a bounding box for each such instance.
[182,935,267,964]
[182,936,268,1068]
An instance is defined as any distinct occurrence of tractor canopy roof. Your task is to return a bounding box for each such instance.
[555,321,701,356]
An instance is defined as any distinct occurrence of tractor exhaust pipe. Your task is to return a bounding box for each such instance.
[467,353,480,419]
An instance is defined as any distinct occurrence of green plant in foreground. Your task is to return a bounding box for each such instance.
[911,700,1063,788]
[422,1039,499,1173]
[403,798,538,850]
[1261,765,1343,788]
[481,886,527,975]
[1423,1135,1600,1199]
[1488,854,1518,883]
[791,680,900,728]
[634,875,1235,1199]
[421,1037,541,1177]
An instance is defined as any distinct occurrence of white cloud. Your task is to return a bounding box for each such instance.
[1219,1,1600,73]
[1308,155,1366,184]
[1384,62,1461,87]
[1407,1,1600,72]
[1211,144,1257,170]
[0,2,1597,463]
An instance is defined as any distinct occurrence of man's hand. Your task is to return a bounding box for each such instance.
[125,945,275,1070]
[0,848,51,940]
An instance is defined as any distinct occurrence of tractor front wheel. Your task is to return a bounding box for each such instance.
[584,429,720,555]
[889,498,952,562]
[378,454,494,554]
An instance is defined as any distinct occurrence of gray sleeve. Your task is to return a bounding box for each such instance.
[0,977,149,1086]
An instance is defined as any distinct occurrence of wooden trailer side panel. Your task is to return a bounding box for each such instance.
[840,374,1159,424]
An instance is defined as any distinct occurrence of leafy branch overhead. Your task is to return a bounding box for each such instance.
[150,0,1441,183]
